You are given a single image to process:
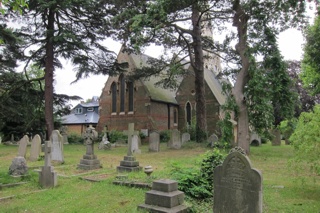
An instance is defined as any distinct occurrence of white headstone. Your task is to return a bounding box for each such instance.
[51,130,64,163]
[168,129,181,149]
[131,134,141,154]
[29,134,41,161]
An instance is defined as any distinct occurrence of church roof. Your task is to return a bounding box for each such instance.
[130,53,178,105]
[204,69,226,105]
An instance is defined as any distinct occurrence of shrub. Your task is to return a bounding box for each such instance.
[289,105,320,175]
[170,148,225,199]
[67,133,83,144]
[160,130,170,143]
[108,130,127,143]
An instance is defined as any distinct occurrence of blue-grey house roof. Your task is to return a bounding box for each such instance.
[61,101,99,125]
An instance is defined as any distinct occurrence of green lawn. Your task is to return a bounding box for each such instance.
[0,142,319,212]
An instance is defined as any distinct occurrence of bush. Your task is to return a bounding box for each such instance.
[170,148,225,199]
[108,130,127,143]
[160,130,170,143]
[67,133,83,144]
[289,105,320,175]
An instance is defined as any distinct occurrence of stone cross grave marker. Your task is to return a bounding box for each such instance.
[29,134,41,161]
[127,123,135,156]
[17,135,29,158]
[51,130,64,163]
[39,140,57,188]
[213,151,262,213]
[168,129,181,149]
[149,131,160,152]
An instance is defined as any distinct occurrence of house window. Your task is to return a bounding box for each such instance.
[119,74,125,112]
[111,82,117,113]
[128,81,134,112]
[186,102,191,126]
[75,108,83,114]
[87,107,93,112]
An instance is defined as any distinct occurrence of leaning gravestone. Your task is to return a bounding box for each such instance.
[51,130,64,163]
[117,123,141,172]
[168,129,181,149]
[181,132,190,144]
[39,140,57,188]
[17,135,29,158]
[208,133,219,147]
[213,150,262,213]
[149,131,160,152]
[98,133,111,150]
[29,134,41,161]
[77,126,101,170]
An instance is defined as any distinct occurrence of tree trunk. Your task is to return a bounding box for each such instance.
[44,8,55,139]
[232,2,250,154]
[192,4,207,142]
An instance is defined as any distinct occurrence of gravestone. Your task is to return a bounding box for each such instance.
[9,156,28,176]
[149,131,160,152]
[208,133,219,147]
[29,134,41,161]
[77,126,101,170]
[60,126,69,144]
[17,135,29,158]
[271,129,281,146]
[117,123,141,172]
[250,132,261,146]
[181,132,190,144]
[131,134,141,154]
[51,130,64,163]
[39,140,57,188]
[168,129,181,149]
[213,151,263,213]
[138,179,188,212]
[98,133,111,150]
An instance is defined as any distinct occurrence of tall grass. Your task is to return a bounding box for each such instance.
[0,141,319,212]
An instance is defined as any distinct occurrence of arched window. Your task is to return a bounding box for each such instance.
[127,81,134,112]
[119,74,125,112]
[111,82,117,113]
[186,102,192,126]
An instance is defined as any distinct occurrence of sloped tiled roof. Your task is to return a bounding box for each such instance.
[130,54,178,105]
[204,69,226,105]
[61,111,99,124]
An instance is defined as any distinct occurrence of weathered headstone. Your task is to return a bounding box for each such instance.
[9,156,28,176]
[271,129,281,146]
[181,132,190,144]
[117,123,141,172]
[77,126,101,170]
[250,132,261,146]
[168,129,181,149]
[60,126,69,144]
[98,133,111,150]
[39,140,57,188]
[213,151,263,213]
[149,131,160,152]
[51,130,64,163]
[131,134,141,154]
[17,135,29,158]
[138,179,188,212]
[208,133,219,147]
[29,134,41,161]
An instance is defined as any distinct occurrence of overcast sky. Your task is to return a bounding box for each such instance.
[54,27,306,107]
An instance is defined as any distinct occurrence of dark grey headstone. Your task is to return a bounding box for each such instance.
[214,151,262,213]
[9,156,28,176]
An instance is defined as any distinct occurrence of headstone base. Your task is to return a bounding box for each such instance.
[77,154,101,170]
[138,179,188,213]
[39,166,57,188]
[117,156,141,172]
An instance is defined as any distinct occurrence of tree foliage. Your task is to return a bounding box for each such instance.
[301,8,320,96]
[289,105,320,175]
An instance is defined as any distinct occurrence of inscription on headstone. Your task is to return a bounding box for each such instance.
[213,151,262,213]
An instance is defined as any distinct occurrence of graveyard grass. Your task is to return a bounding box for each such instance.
[0,142,320,212]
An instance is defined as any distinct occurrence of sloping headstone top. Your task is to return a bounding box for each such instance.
[51,130,64,163]
[214,151,262,213]
[29,134,41,161]
[17,135,29,158]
